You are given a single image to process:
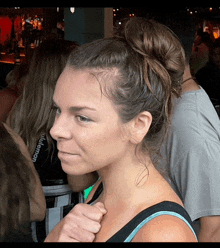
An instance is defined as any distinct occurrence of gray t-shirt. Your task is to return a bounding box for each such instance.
[159,87,220,234]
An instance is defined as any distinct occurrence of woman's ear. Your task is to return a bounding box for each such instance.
[129,111,152,145]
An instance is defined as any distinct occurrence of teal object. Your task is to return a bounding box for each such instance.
[84,185,95,200]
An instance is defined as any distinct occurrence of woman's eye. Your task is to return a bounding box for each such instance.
[76,115,92,123]
[52,106,61,115]
[56,108,61,115]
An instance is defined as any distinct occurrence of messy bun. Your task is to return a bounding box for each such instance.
[67,17,185,167]
[124,18,185,118]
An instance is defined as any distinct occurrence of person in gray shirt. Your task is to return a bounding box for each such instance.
[158,12,220,242]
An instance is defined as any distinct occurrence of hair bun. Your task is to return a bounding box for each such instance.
[123,17,185,98]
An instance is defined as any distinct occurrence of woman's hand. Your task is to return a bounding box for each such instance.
[44,202,107,242]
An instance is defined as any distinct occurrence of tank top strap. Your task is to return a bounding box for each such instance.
[86,183,198,242]
[87,182,103,205]
[123,210,197,242]
[107,201,198,242]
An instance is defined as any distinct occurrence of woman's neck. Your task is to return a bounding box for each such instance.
[96,152,153,208]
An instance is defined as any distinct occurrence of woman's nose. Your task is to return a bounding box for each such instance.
[50,116,72,141]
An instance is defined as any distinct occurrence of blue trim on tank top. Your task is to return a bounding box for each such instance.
[124,211,198,242]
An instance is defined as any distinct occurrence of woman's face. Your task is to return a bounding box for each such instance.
[50,67,131,175]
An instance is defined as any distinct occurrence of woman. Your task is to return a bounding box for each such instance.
[7,39,98,242]
[0,122,45,241]
[49,18,198,242]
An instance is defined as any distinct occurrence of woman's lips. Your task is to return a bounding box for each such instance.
[58,151,80,161]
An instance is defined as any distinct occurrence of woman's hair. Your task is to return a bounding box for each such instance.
[67,18,185,166]
[8,39,78,156]
[0,122,35,238]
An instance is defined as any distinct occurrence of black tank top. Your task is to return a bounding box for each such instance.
[87,183,198,242]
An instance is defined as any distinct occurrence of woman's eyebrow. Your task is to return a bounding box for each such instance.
[52,99,97,112]
[69,106,97,112]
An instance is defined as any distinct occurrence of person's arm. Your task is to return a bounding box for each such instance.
[199,216,220,242]
[67,172,99,192]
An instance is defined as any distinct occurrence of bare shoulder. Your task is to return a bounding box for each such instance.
[132,214,197,242]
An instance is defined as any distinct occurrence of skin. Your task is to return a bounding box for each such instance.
[48,67,197,242]
[67,172,99,193]
[45,202,107,242]
[48,65,220,242]
[50,68,131,176]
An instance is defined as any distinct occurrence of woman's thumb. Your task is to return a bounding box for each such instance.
[93,202,107,214]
